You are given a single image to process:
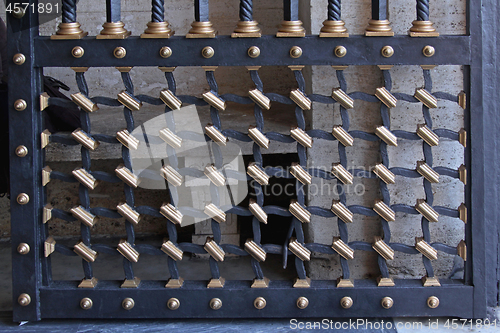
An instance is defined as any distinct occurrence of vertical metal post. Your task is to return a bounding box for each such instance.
[277,0,305,37]
[97,0,131,39]
[8,0,44,321]
[141,0,174,38]
[320,0,348,37]
[409,0,439,36]
[468,0,487,318]
[186,0,216,38]
[365,0,394,36]
[232,0,261,37]
[51,0,87,39]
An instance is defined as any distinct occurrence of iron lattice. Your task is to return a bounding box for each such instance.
[7,0,488,321]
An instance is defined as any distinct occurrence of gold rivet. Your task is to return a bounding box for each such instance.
[12,7,25,19]
[13,53,26,65]
[14,99,27,111]
[290,46,302,58]
[254,296,266,310]
[423,45,435,57]
[80,297,93,310]
[167,297,180,310]
[381,296,393,309]
[15,145,28,157]
[334,46,347,58]
[427,296,439,308]
[296,296,309,309]
[381,46,394,58]
[16,193,29,205]
[248,46,260,58]
[202,46,215,59]
[210,298,222,310]
[340,296,353,309]
[18,293,31,306]
[160,46,172,58]
[122,297,135,310]
[17,243,30,255]
[114,47,127,59]
[71,46,84,58]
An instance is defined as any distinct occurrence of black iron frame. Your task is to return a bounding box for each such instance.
[7,0,495,321]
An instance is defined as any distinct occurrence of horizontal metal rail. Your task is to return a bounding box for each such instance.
[35,35,470,67]
[40,280,473,318]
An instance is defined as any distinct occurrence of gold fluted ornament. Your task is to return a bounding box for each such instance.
[52,22,88,40]
[97,22,131,39]
[409,20,439,37]
[365,20,394,37]
[232,20,261,38]
[277,21,306,37]
[186,21,216,38]
[320,20,348,37]
[141,21,174,38]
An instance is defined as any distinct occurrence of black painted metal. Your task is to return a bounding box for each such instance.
[416,0,430,21]
[239,0,253,22]
[481,0,500,308]
[39,280,473,318]
[62,0,77,23]
[327,0,342,21]
[8,0,493,322]
[8,3,45,322]
[34,36,470,67]
[283,0,300,21]
[371,0,387,21]
[151,0,165,23]
[194,0,210,22]
[106,0,121,23]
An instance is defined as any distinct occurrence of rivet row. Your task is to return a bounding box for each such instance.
[69,295,440,310]
[66,45,436,60]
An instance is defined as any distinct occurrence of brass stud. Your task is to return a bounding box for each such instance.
[17,243,30,255]
[427,296,439,308]
[15,145,28,157]
[254,296,266,310]
[16,193,29,205]
[248,46,260,58]
[12,7,25,19]
[159,46,172,58]
[334,46,347,58]
[122,297,135,310]
[113,47,126,59]
[202,46,215,59]
[71,46,84,58]
[296,296,309,309]
[381,46,394,58]
[210,298,222,310]
[80,297,93,310]
[290,46,302,58]
[14,99,27,111]
[13,53,26,65]
[340,296,353,309]
[381,296,393,309]
[167,297,180,310]
[18,293,31,306]
[423,45,435,57]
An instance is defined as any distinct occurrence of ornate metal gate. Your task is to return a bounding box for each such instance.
[8,0,489,321]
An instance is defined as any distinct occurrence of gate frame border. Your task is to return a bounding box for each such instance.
[7,0,497,321]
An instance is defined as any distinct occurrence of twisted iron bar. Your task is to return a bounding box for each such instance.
[239,0,253,21]
[416,0,430,21]
[328,0,341,21]
[62,0,77,23]
[151,0,165,22]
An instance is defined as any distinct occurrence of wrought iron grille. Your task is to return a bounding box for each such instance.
[8,0,487,321]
